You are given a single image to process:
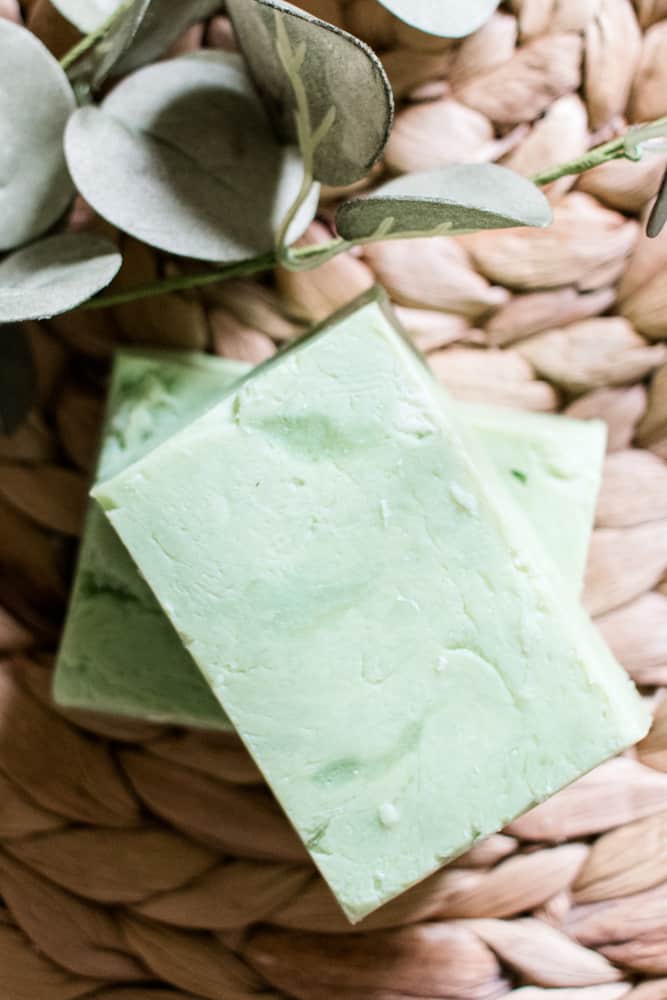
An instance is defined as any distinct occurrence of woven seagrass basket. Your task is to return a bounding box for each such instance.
[2,0,667,997]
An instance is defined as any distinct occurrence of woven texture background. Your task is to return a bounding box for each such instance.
[2,0,667,996]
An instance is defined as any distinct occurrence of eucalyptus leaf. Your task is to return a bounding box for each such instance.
[66,0,222,88]
[226,0,393,187]
[65,52,318,262]
[336,164,553,242]
[0,234,122,323]
[0,324,35,435]
[0,20,75,252]
[51,0,121,33]
[376,0,501,38]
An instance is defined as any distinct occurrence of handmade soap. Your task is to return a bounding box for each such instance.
[53,351,247,726]
[54,347,604,726]
[94,290,648,921]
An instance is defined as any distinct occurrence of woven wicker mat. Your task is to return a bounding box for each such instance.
[2,1,667,997]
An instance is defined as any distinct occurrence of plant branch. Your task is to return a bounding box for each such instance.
[59,0,135,73]
[81,115,667,311]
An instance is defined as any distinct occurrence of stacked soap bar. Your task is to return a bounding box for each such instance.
[55,346,604,726]
[91,289,648,922]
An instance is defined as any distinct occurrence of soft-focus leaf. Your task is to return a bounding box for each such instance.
[227,0,393,186]
[377,0,502,39]
[66,0,223,87]
[0,234,121,323]
[336,164,553,242]
[0,325,35,435]
[51,0,121,33]
[0,20,75,251]
[65,52,317,261]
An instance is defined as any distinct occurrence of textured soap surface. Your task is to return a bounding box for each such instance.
[55,348,603,726]
[53,351,247,726]
[94,293,648,921]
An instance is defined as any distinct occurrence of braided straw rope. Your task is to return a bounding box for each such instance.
[2,0,667,996]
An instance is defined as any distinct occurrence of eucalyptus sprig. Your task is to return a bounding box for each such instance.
[2,0,667,435]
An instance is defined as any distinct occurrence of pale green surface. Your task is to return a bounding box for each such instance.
[53,351,247,727]
[94,293,648,922]
[54,345,603,727]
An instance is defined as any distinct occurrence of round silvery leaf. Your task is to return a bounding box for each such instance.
[0,324,35,435]
[226,0,393,187]
[377,0,501,38]
[65,52,318,262]
[0,234,122,323]
[51,0,121,32]
[336,164,553,242]
[0,20,75,252]
[60,0,222,84]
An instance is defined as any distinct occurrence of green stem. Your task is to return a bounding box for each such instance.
[59,0,135,72]
[82,117,667,311]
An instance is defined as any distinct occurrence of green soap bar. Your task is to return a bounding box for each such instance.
[93,290,648,922]
[54,346,603,726]
[54,350,247,727]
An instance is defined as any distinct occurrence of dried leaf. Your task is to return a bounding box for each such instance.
[597,591,667,685]
[379,45,453,100]
[147,731,263,785]
[0,659,140,826]
[512,0,602,36]
[273,844,587,934]
[203,279,300,342]
[568,879,667,948]
[583,520,667,615]
[637,695,667,771]
[454,32,582,124]
[244,922,504,999]
[638,362,667,452]
[472,917,623,986]
[337,163,552,242]
[344,0,396,49]
[463,192,638,291]
[0,410,56,463]
[363,237,509,318]
[0,324,36,435]
[122,915,265,1000]
[227,0,393,186]
[503,988,629,1000]
[630,20,667,123]
[449,13,518,84]
[0,770,64,839]
[0,851,148,981]
[119,748,307,861]
[0,604,34,653]
[602,932,667,975]
[502,95,589,195]
[394,306,471,353]
[429,346,559,411]
[597,449,667,527]
[565,385,647,452]
[209,308,277,364]
[508,758,667,840]
[0,923,98,1000]
[575,811,667,903]
[136,860,311,930]
[626,981,667,1000]
[65,53,317,261]
[620,203,667,302]
[384,99,494,174]
[7,825,217,903]
[622,262,667,340]
[277,223,375,323]
[585,0,642,128]
[498,290,615,352]
[517,318,666,394]
[0,19,74,251]
[578,155,667,216]
[55,384,103,471]
[0,464,87,535]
